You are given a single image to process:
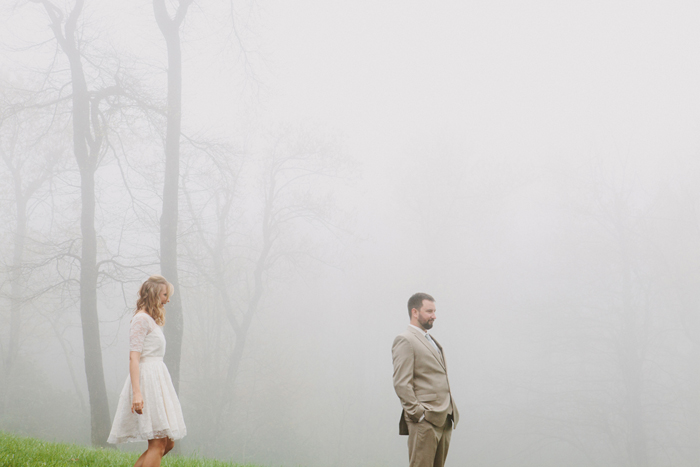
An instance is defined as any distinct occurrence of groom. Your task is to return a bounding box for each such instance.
[392,293,459,467]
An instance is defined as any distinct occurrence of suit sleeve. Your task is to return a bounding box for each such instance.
[392,335,424,422]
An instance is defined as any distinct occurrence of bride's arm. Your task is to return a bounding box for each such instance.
[128,314,150,415]
[130,351,143,414]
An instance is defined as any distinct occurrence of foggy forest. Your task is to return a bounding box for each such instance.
[2,1,700,466]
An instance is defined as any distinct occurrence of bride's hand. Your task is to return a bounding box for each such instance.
[131,393,144,414]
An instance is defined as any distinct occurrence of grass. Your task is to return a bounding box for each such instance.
[0,432,259,467]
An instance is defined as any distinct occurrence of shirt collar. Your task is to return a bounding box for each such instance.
[409,324,429,336]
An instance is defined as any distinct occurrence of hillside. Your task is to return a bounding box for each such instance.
[0,432,261,467]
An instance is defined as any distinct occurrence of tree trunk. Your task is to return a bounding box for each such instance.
[153,0,188,392]
[1,183,27,416]
[37,0,111,445]
[6,193,27,376]
[215,178,274,430]
[78,167,111,446]
[618,243,649,467]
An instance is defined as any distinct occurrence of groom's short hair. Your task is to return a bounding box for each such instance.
[407,293,435,318]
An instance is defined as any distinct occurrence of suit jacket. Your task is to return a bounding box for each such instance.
[392,326,459,435]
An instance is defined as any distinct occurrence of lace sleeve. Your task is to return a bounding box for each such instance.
[129,314,152,353]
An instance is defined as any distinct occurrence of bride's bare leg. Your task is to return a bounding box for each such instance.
[133,450,147,467]
[132,438,169,467]
[163,438,175,456]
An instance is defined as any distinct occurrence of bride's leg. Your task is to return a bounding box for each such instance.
[137,438,168,467]
[133,449,148,467]
[163,438,175,456]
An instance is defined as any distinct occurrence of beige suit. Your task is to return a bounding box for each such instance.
[392,326,459,467]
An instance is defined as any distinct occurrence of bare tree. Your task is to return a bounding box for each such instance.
[527,160,661,467]
[644,183,700,464]
[0,78,68,379]
[153,0,193,392]
[27,0,133,445]
[177,128,346,448]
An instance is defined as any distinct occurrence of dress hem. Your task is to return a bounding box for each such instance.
[107,428,186,445]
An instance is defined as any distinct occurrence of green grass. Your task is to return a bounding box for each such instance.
[0,432,258,467]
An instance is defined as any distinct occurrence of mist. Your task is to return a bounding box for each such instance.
[2,1,700,466]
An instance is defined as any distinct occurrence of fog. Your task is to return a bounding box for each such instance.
[2,1,700,466]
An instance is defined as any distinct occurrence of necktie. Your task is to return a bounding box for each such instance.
[425,333,439,352]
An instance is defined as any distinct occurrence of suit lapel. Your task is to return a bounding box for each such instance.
[431,335,447,368]
[408,326,446,370]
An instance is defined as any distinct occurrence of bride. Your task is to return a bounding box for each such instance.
[108,275,186,466]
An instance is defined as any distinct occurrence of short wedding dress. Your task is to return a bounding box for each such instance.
[107,312,186,443]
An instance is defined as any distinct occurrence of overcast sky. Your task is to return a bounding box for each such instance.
[4,1,700,466]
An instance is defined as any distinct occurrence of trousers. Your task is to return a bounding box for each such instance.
[406,414,452,467]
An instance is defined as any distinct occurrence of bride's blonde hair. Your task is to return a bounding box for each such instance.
[135,275,173,326]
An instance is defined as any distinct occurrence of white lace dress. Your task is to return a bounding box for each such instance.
[107,312,186,443]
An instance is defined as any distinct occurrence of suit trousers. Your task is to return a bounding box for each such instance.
[406,415,452,467]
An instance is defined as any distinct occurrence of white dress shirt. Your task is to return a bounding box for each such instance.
[409,324,440,352]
